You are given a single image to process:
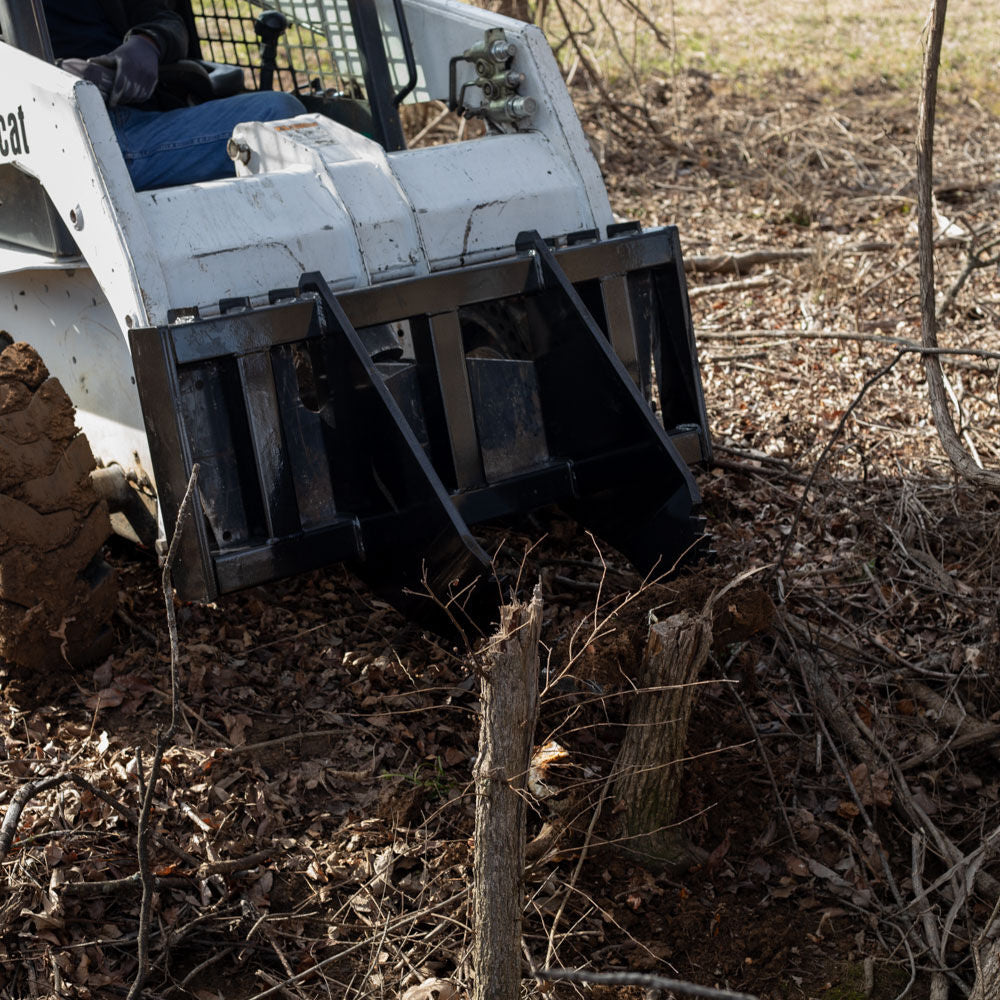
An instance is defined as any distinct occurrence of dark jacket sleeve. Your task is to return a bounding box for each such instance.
[99,0,189,62]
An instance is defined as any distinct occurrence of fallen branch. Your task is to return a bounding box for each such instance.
[712,455,811,485]
[199,850,273,877]
[244,889,469,1000]
[911,833,950,1000]
[695,328,1000,362]
[686,248,814,273]
[61,873,191,897]
[787,614,1000,991]
[0,772,198,869]
[532,967,758,1000]
[936,233,1000,321]
[970,894,1000,1000]
[784,620,875,770]
[0,775,69,860]
[901,680,1000,769]
[688,273,776,298]
[685,237,967,275]
[771,350,908,581]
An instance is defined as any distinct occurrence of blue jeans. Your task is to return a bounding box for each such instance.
[109,91,306,191]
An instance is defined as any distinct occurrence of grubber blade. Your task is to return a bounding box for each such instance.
[130,225,709,637]
[300,274,499,633]
[514,232,707,578]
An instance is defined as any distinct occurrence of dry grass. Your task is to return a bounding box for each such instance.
[545,0,1000,110]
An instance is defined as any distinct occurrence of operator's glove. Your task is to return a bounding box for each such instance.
[91,34,161,107]
[57,58,115,103]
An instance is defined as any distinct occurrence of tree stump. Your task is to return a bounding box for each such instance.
[970,938,1000,1000]
[472,585,542,1000]
[610,611,712,873]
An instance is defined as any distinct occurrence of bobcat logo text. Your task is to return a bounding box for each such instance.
[0,106,29,159]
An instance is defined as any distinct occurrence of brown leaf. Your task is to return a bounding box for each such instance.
[705,829,732,874]
[785,855,810,877]
[223,713,253,746]
[306,860,328,883]
[84,685,124,710]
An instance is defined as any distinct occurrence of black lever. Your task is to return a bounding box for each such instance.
[254,9,288,92]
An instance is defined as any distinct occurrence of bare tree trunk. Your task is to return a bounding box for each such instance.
[916,0,1000,489]
[472,585,542,1000]
[611,612,711,873]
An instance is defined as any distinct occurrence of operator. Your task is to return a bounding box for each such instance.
[44,0,306,190]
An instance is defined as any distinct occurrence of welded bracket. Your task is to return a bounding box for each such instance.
[515,230,707,575]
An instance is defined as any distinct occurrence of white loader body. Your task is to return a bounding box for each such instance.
[0,0,611,491]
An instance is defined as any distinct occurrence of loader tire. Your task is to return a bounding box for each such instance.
[0,340,117,673]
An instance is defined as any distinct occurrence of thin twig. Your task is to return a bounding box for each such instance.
[533,967,758,1000]
[771,350,908,580]
[543,775,611,968]
[916,0,1000,489]
[127,463,200,1000]
[688,273,777,298]
[243,889,469,1000]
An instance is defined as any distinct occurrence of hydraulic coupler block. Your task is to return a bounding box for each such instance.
[448,28,536,128]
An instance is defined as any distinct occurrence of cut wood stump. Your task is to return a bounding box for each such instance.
[970,937,1000,1000]
[611,610,712,874]
[472,585,542,1000]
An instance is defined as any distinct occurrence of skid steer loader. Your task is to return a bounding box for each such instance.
[0,0,710,669]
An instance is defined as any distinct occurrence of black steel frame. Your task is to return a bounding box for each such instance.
[129,226,709,630]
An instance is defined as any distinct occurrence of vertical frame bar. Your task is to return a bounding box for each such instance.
[411,311,486,491]
[128,327,219,602]
[600,274,642,388]
[344,0,406,150]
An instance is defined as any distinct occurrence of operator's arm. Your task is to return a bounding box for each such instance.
[67,0,187,104]
[103,0,189,63]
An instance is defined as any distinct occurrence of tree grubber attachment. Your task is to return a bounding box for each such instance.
[129,225,710,631]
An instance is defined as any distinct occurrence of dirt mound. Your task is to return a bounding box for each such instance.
[0,341,117,675]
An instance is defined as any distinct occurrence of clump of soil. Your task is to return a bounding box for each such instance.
[0,341,116,679]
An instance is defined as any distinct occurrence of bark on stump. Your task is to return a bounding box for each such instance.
[970,938,1000,1000]
[472,585,542,1000]
[611,611,712,873]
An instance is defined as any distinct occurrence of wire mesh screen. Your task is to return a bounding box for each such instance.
[191,0,363,96]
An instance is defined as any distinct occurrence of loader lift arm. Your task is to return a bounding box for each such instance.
[129,226,709,632]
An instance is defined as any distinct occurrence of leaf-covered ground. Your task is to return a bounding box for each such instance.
[3,71,1000,999]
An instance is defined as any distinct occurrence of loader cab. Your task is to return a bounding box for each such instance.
[0,0,416,255]
[174,0,417,151]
